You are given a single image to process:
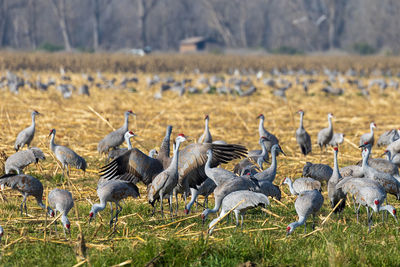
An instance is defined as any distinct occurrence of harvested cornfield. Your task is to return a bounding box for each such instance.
[0,53,399,266]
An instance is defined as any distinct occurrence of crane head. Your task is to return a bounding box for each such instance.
[204,114,209,120]
[297,109,304,114]
[66,223,70,230]
[32,110,40,116]
[257,114,264,120]
[48,129,55,136]
[184,208,189,215]
[126,110,136,116]
[328,113,334,119]
[333,147,338,152]
[374,199,379,205]
[371,122,377,128]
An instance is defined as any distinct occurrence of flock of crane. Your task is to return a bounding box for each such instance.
[1,103,400,242]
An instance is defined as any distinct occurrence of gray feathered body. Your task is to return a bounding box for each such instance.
[356,158,398,176]
[317,115,333,149]
[339,165,364,178]
[295,189,324,220]
[14,112,37,151]
[0,174,44,204]
[48,188,74,215]
[377,129,399,147]
[327,149,346,213]
[97,180,139,203]
[302,162,333,183]
[98,126,127,154]
[259,180,281,200]
[296,112,312,155]
[329,133,344,146]
[5,147,45,174]
[286,177,321,195]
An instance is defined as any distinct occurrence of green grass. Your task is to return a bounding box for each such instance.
[0,170,399,266]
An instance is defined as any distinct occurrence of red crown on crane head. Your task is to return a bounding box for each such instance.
[333,147,338,151]
[374,200,379,205]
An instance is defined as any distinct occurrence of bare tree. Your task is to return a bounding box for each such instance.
[136,0,159,47]
[202,0,236,47]
[27,0,37,49]
[50,0,72,51]
[92,0,111,51]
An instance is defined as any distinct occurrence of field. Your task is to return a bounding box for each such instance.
[0,53,400,266]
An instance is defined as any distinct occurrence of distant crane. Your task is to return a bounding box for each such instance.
[302,162,333,183]
[198,115,212,144]
[327,147,347,214]
[254,144,285,182]
[5,147,45,174]
[48,188,74,237]
[14,110,40,151]
[107,131,136,161]
[257,114,280,158]
[49,129,87,176]
[0,174,53,216]
[97,110,135,155]
[295,110,312,155]
[286,189,324,235]
[89,180,140,229]
[317,113,334,152]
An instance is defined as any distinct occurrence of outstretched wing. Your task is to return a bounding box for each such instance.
[99,148,164,185]
[178,143,247,188]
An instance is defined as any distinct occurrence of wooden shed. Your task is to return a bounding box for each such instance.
[179,37,207,53]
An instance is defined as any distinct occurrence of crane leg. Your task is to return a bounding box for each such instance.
[109,202,114,227]
[160,191,164,218]
[304,221,307,234]
[114,203,122,231]
[169,195,173,217]
[174,190,179,216]
[205,196,209,209]
[356,204,361,223]
[54,211,59,237]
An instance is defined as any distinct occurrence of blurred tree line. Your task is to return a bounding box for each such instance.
[0,0,399,54]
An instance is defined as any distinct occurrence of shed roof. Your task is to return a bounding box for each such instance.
[180,37,206,45]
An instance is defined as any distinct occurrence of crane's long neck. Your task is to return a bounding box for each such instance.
[31,114,36,128]
[92,201,107,216]
[328,116,333,131]
[204,118,209,134]
[259,117,265,136]
[170,140,181,171]
[123,114,129,131]
[370,125,375,136]
[49,133,56,152]
[286,179,296,195]
[299,113,304,129]
[290,216,307,233]
[260,140,267,157]
[185,188,199,212]
[160,126,172,157]
[331,150,342,183]
[362,148,371,170]
[205,153,213,180]
[125,135,133,149]
[269,148,277,174]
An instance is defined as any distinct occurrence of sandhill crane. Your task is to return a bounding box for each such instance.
[302,162,333,183]
[0,174,53,216]
[286,189,324,235]
[14,110,40,151]
[148,134,186,217]
[254,144,285,182]
[5,147,45,174]
[97,110,135,155]
[296,110,312,155]
[148,149,159,158]
[198,115,212,144]
[0,225,3,241]
[201,174,260,222]
[335,177,397,231]
[360,143,400,199]
[89,180,140,229]
[283,177,321,195]
[257,114,279,157]
[48,188,74,237]
[360,122,376,146]
[107,131,136,161]
[317,113,334,152]
[383,150,400,167]
[327,147,346,213]
[49,129,86,176]
[329,133,344,146]
[377,129,399,147]
[208,190,269,234]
